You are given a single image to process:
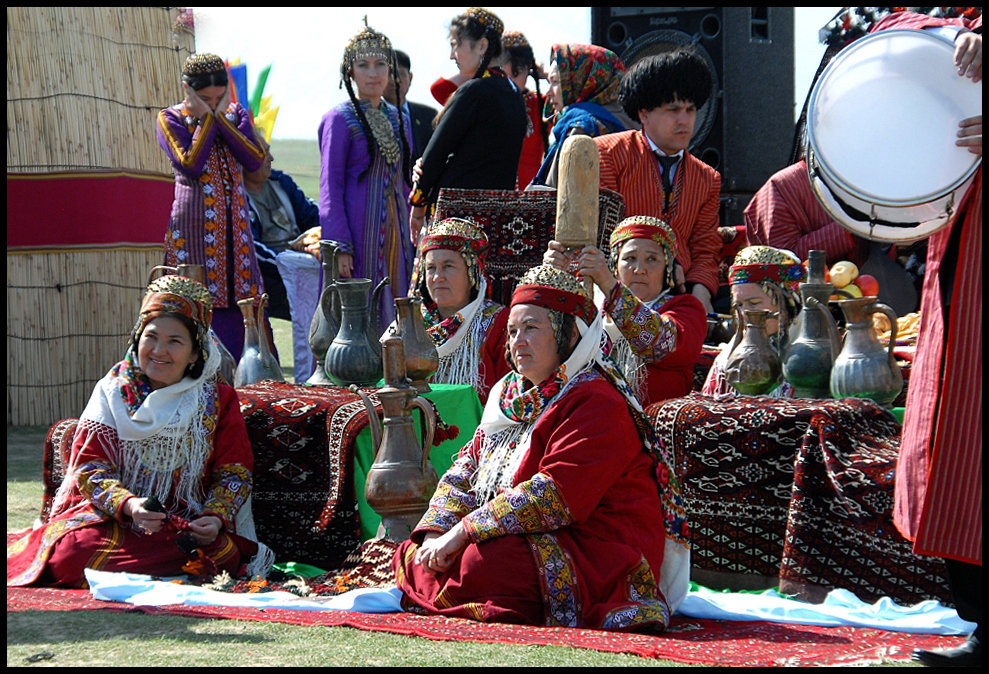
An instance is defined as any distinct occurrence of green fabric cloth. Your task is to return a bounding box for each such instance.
[273,561,328,577]
[353,383,483,541]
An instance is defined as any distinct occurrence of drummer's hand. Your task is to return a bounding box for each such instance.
[576,245,617,295]
[122,497,166,534]
[665,262,685,295]
[957,115,982,156]
[188,515,223,546]
[542,240,574,271]
[954,30,982,83]
[691,284,715,314]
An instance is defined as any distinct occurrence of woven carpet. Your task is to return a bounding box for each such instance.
[648,393,950,606]
[6,583,964,666]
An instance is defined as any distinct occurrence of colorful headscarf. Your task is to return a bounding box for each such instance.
[411,217,490,298]
[131,274,213,359]
[608,215,679,292]
[727,245,805,295]
[464,7,504,38]
[510,263,596,323]
[544,44,626,117]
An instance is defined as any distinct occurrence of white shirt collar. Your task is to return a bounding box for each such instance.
[644,133,684,161]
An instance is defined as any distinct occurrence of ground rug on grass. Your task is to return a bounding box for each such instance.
[7,583,966,667]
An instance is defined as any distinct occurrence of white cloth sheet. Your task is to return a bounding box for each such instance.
[84,568,975,635]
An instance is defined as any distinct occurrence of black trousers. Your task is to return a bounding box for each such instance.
[945,558,983,633]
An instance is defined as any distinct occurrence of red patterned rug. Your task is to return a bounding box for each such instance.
[6,584,963,666]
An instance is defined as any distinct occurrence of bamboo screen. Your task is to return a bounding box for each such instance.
[7,7,194,425]
[6,6,194,173]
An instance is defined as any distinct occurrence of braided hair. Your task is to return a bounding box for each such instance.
[340,25,412,183]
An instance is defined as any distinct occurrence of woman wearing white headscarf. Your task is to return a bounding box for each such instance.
[393,264,689,631]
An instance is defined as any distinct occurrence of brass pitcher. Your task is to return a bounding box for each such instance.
[725,308,782,395]
[831,297,903,407]
[307,240,341,385]
[233,294,284,387]
[350,335,438,542]
[147,264,236,385]
[782,251,841,398]
[324,277,388,386]
[388,297,439,393]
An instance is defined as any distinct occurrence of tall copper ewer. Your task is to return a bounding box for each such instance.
[390,297,439,393]
[350,335,438,542]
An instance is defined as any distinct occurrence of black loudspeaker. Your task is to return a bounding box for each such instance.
[592,7,795,204]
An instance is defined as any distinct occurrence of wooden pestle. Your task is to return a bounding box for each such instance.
[555,134,599,295]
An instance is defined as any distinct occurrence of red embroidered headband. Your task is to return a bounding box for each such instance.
[511,265,595,322]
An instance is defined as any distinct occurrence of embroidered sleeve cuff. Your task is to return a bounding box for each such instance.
[75,461,135,520]
[203,464,252,526]
[462,473,573,543]
[605,283,678,360]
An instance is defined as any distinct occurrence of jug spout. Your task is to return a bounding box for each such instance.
[349,384,382,456]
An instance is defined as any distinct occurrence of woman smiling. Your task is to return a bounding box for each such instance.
[8,275,271,587]
[409,8,527,242]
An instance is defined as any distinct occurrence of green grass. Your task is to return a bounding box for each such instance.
[269,138,320,204]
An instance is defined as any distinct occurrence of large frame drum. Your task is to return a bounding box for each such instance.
[806,29,982,243]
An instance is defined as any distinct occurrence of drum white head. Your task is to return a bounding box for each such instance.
[807,29,982,242]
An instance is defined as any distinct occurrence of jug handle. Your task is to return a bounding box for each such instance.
[769,284,788,350]
[872,302,899,366]
[147,265,177,285]
[321,283,340,327]
[407,395,436,472]
[727,304,745,357]
[805,296,840,355]
[348,385,382,457]
[370,277,390,357]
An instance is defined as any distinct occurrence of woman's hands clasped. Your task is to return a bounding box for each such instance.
[414,524,469,573]
[182,83,212,120]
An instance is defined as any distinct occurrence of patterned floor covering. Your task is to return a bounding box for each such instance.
[7,583,964,666]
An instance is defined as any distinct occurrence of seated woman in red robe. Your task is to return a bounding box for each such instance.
[407,217,509,404]
[544,216,707,405]
[393,264,689,630]
[7,275,272,587]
